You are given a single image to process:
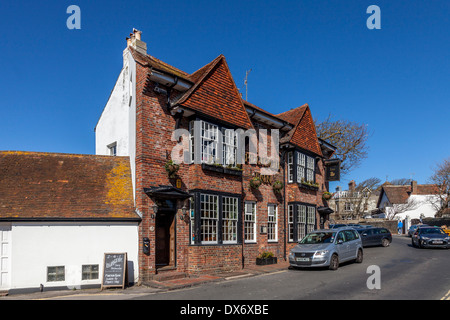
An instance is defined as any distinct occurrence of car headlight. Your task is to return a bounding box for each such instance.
[421,237,430,240]
[314,250,329,258]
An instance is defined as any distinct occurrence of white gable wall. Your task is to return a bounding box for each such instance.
[95,49,137,200]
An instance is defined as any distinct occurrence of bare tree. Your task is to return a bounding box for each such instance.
[346,177,381,219]
[385,197,422,220]
[390,178,412,186]
[315,114,371,176]
[428,157,450,216]
[334,177,381,220]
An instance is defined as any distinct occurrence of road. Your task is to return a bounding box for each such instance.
[132,235,450,300]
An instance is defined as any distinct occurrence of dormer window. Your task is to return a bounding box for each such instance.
[189,120,238,166]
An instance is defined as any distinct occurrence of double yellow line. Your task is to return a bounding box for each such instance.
[441,290,450,300]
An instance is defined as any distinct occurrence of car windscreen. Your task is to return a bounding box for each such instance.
[420,228,445,235]
[300,232,336,244]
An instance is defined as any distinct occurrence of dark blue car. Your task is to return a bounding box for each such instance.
[357,227,392,247]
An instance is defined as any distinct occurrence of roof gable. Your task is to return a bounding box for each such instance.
[0,151,138,220]
[174,56,253,129]
[280,105,322,156]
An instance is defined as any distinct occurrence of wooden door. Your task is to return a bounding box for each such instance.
[155,211,176,267]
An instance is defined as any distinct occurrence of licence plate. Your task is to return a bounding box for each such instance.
[433,240,443,244]
[296,258,310,262]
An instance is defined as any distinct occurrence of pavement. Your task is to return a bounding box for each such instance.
[0,260,291,300]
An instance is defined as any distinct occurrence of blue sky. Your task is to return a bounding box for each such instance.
[1,0,449,189]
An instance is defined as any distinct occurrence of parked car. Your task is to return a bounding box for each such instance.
[408,224,428,237]
[329,224,347,229]
[289,227,363,270]
[357,227,392,247]
[411,227,450,249]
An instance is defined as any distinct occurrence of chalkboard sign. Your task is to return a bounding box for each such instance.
[101,253,128,289]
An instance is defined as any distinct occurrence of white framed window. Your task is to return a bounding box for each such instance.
[190,197,195,244]
[223,129,237,166]
[345,202,354,212]
[307,206,316,234]
[200,194,219,244]
[268,204,278,242]
[297,152,306,183]
[202,121,219,164]
[306,156,315,182]
[244,202,257,243]
[189,120,238,166]
[288,204,294,242]
[297,204,307,241]
[287,152,294,183]
[47,266,65,282]
[222,196,238,244]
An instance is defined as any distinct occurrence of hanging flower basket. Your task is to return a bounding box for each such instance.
[322,192,332,201]
[164,160,180,178]
[250,176,262,189]
[272,180,284,193]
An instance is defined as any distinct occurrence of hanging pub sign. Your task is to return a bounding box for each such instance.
[325,159,341,182]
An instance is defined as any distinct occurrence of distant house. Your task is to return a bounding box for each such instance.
[377,180,440,220]
[0,151,140,294]
[329,180,379,221]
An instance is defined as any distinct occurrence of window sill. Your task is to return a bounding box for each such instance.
[201,163,243,177]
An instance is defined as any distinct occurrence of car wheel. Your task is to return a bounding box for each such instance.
[411,240,417,248]
[355,249,363,263]
[381,238,390,247]
[329,254,339,271]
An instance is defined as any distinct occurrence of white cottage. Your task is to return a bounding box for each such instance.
[0,151,140,294]
[377,180,441,221]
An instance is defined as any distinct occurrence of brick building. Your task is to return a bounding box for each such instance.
[95,29,337,281]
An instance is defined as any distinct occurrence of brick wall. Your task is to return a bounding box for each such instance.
[134,61,329,280]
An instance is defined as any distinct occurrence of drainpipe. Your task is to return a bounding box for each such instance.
[281,148,287,261]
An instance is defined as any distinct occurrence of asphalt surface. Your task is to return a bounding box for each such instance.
[131,235,450,300]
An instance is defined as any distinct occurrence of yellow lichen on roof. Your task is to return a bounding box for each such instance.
[105,160,133,216]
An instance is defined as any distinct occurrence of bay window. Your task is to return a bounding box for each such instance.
[189,120,238,166]
[288,202,317,242]
[191,191,242,245]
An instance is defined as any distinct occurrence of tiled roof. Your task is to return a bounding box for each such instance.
[0,151,139,220]
[380,184,440,205]
[130,47,324,150]
[129,47,192,83]
[279,105,323,156]
[174,55,254,129]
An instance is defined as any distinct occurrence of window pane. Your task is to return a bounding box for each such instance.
[200,194,218,243]
[268,204,277,241]
[222,197,238,243]
[245,202,256,242]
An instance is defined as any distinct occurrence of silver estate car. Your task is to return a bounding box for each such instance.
[289,227,363,270]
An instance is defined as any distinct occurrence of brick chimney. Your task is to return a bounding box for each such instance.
[411,180,417,194]
[126,28,147,55]
[348,180,356,192]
